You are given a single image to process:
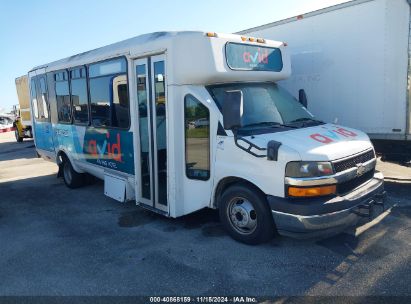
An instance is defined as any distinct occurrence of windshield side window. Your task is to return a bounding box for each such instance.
[184,94,210,180]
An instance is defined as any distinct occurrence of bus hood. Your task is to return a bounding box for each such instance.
[243,124,373,161]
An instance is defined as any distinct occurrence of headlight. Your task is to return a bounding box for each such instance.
[285,161,334,178]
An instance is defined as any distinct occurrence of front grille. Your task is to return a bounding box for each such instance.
[333,150,375,173]
[337,170,375,194]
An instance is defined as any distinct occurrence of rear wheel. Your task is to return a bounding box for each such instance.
[219,183,275,245]
[62,156,86,188]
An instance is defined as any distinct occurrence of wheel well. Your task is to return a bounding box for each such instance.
[213,177,266,208]
[56,150,68,166]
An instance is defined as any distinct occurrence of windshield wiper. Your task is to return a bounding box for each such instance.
[242,121,297,129]
[288,117,324,125]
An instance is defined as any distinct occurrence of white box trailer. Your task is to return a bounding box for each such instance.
[239,0,411,161]
[14,75,33,141]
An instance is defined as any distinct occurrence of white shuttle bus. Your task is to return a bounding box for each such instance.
[28,31,385,244]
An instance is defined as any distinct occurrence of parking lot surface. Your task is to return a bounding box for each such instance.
[0,132,410,297]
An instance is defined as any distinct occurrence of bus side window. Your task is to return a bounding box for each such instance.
[112,75,129,128]
[39,76,49,120]
[55,71,71,123]
[184,94,210,180]
[46,72,58,124]
[89,58,129,129]
[70,67,89,124]
[34,77,46,120]
[30,78,39,119]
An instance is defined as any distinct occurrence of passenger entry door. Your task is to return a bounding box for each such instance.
[30,71,55,153]
[181,88,215,215]
[134,55,168,212]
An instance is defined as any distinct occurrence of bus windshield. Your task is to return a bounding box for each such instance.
[208,82,320,132]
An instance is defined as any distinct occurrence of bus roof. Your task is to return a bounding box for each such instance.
[31,31,194,71]
[30,31,291,85]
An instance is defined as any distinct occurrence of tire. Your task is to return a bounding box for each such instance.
[62,156,86,189]
[15,129,23,142]
[219,183,275,245]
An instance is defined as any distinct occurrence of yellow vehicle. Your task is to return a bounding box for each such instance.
[14,75,33,142]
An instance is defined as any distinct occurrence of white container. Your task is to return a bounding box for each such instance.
[239,0,411,160]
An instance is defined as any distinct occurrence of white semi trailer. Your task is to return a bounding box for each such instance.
[239,0,411,161]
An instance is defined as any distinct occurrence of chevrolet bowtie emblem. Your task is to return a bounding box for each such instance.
[356,163,366,176]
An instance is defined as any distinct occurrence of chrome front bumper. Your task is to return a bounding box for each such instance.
[269,172,385,238]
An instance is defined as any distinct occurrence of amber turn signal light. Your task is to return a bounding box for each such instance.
[288,185,336,197]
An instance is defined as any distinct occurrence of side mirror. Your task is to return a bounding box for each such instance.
[299,89,308,108]
[267,140,282,161]
[222,90,243,130]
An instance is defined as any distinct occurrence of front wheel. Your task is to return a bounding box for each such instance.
[219,183,275,245]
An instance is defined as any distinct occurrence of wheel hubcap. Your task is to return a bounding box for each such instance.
[227,197,257,235]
